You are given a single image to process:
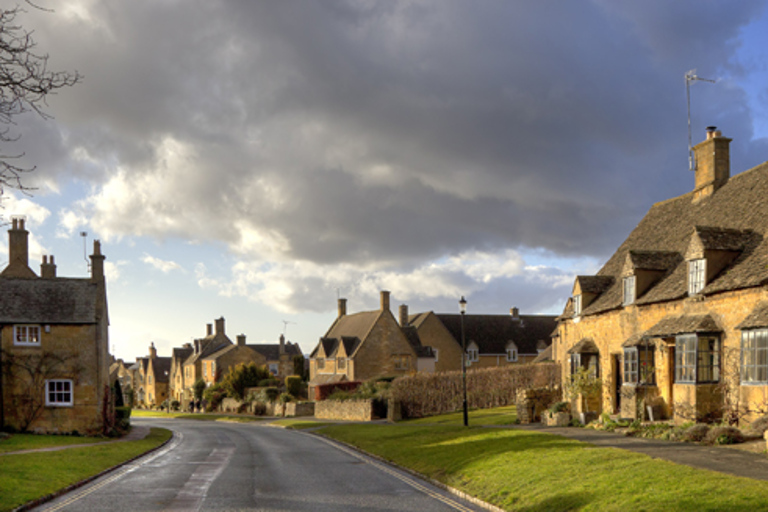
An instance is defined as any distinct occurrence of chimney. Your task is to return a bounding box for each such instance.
[149,342,157,359]
[1,217,36,278]
[692,126,731,202]
[206,323,213,336]
[510,307,519,321]
[338,298,347,317]
[194,339,200,354]
[215,317,225,335]
[279,334,285,355]
[90,240,105,282]
[237,334,246,346]
[399,304,409,327]
[183,342,192,349]
[380,290,390,311]
[41,255,57,278]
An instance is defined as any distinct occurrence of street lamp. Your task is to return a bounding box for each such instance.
[459,296,468,427]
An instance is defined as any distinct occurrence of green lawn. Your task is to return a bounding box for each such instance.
[272,419,336,430]
[131,410,264,422]
[405,405,518,426]
[318,420,768,511]
[0,427,172,512]
[0,433,107,454]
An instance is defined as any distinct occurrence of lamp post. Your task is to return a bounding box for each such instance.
[459,296,468,427]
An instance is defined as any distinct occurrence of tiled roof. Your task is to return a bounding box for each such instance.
[567,338,599,354]
[531,345,552,363]
[249,342,302,361]
[576,276,614,294]
[0,277,98,323]
[434,314,556,355]
[308,373,347,386]
[572,160,768,317]
[184,334,233,366]
[151,357,172,384]
[736,302,768,330]
[643,314,722,338]
[402,326,434,358]
[324,310,380,342]
[627,250,681,271]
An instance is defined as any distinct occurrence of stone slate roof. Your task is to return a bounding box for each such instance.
[0,277,98,323]
[184,335,233,366]
[567,338,599,354]
[736,302,768,330]
[644,314,722,338]
[308,373,347,387]
[151,357,172,384]
[402,326,434,358]
[249,342,302,361]
[627,251,681,271]
[566,160,768,318]
[531,344,552,363]
[434,314,556,355]
[324,310,380,343]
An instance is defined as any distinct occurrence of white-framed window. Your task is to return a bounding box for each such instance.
[269,363,279,375]
[675,334,720,383]
[45,379,73,407]
[623,276,636,305]
[506,348,518,362]
[336,357,346,370]
[14,324,41,346]
[741,329,768,384]
[573,295,582,317]
[433,348,439,363]
[688,259,706,295]
[203,363,207,378]
[466,345,479,363]
[394,355,410,370]
[316,357,325,370]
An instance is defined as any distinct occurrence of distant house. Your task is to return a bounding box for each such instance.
[555,127,768,422]
[134,343,171,407]
[409,307,556,372]
[109,358,134,404]
[201,334,267,386]
[0,219,110,433]
[249,334,303,379]
[179,318,233,400]
[169,343,194,402]
[308,291,430,396]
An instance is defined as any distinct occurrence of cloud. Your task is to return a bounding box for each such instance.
[141,253,182,273]
[11,1,768,315]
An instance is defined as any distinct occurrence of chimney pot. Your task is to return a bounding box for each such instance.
[380,290,391,311]
[338,298,347,317]
[206,324,213,336]
[215,317,225,335]
[399,304,409,327]
[237,334,246,346]
[693,127,731,201]
[511,307,519,320]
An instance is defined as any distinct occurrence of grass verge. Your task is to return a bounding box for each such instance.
[271,419,335,430]
[131,410,264,422]
[0,433,107,454]
[319,423,768,511]
[0,427,172,512]
[404,405,517,426]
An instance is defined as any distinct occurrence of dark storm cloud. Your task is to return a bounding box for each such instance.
[17,0,768,268]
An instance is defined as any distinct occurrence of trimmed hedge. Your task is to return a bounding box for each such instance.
[315,381,362,401]
[390,363,560,419]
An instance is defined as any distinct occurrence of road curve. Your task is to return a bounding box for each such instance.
[32,418,490,512]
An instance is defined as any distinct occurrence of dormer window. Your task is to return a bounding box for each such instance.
[622,276,636,305]
[688,259,706,295]
[573,295,582,317]
[506,342,518,362]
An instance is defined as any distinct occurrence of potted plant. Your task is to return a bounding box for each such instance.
[544,401,571,427]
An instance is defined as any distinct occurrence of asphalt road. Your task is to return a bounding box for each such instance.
[32,418,489,512]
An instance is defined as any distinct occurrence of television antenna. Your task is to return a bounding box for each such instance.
[80,231,91,272]
[282,320,297,336]
[685,69,716,171]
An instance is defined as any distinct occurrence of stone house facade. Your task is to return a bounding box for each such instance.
[176,318,233,401]
[555,127,768,423]
[0,219,110,433]
[201,334,267,386]
[133,343,171,407]
[308,291,430,396]
[249,335,303,379]
[408,307,555,372]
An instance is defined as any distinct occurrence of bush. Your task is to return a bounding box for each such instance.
[265,387,280,402]
[223,363,271,401]
[258,378,280,388]
[253,402,267,416]
[278,392,293,404]
[170,400,181,412]
[548,401,570,414]
[746,415,768,436]
[682,423,710,443]
[115,406,131,430]
[703,426,744,445]
[389,364,560,419]
[285,375,303,397]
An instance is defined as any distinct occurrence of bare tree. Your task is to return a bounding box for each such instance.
[1,348,82,431]
[0,3,80,196]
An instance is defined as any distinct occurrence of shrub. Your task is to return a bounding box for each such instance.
[258,378,281,388]
[682,424,710,443]
[115,406,131,430]
[265,387,280,403]
[389,363,560,419]
[170,400,181,411]
[746,415,768,436]
[253,402,267,416]
[549,401,570,414]
[278,392,293,404]
[222,363,271,401]
[285,375,303,397]
[703,426,744,445]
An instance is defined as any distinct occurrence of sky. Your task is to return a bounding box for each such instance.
[2,1,768,361]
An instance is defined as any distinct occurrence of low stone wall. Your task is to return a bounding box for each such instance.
[515,387,560,424]
[315,399,374,421]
